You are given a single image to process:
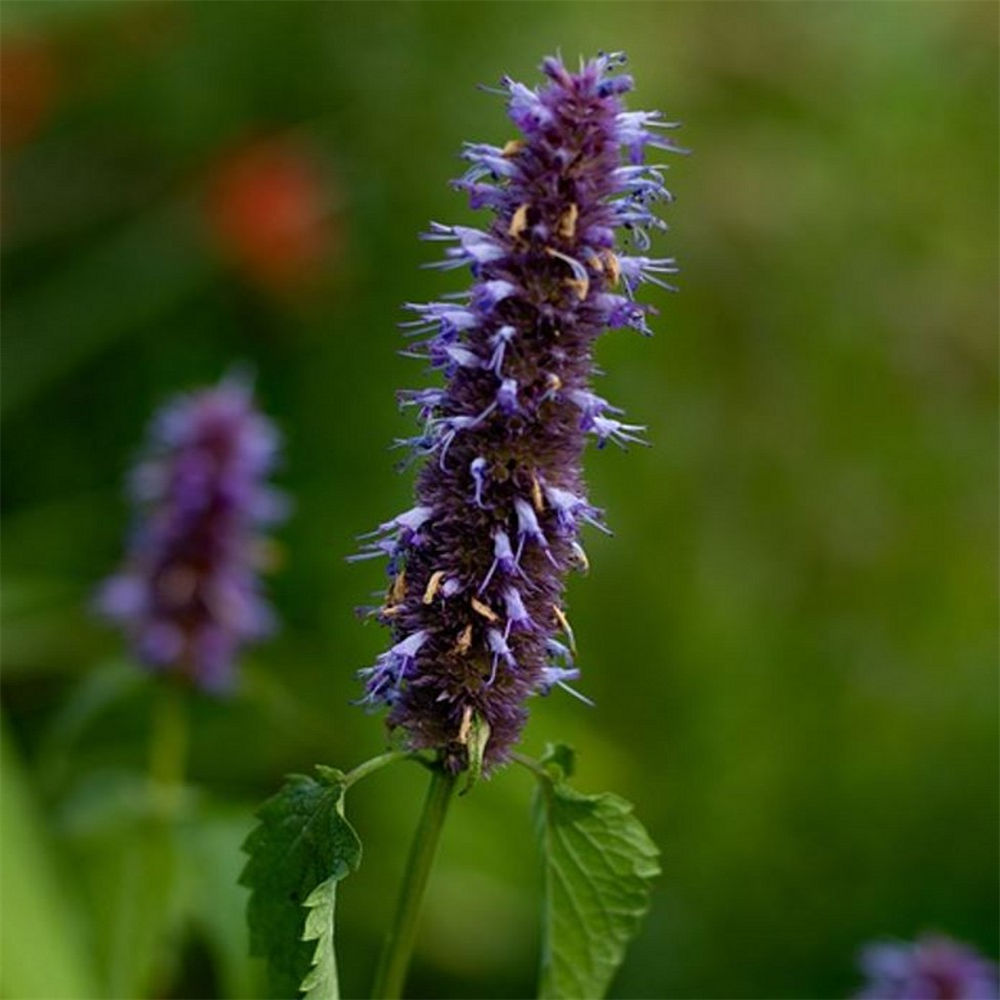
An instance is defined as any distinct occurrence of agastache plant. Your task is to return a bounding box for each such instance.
[98,374,287,692]
[855,935,1000,1000]
[242,53,677,1000]
[352,50,681,774]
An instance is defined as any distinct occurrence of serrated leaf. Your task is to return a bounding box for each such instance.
[534,750,661,1000]
[240,768,362,999]
[542,742,577,781]
[300,876,339,1000]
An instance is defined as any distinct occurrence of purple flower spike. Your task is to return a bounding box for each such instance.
[855,935,999,1000]
[96,375,287,693]
[355,52,681,771]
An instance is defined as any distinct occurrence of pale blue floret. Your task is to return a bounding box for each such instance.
[486,627,516,683]
[479,526,521,593]
[452,180,508,211]
[503,78,554,128]
[360,629,429,705]
[496,377,519,414]
[487,325,516,374]
[540,638,592,704]
[401,301,479,338]
[591,292,653,334]
[568,388,648,448]
[377,505,434,538]
[618,254,680,295]
[460,143,519,183]
[538,665,592,705]
[473,279,519,311]
[513,496,558,566]
[611,201,669,251]
[432,400,499,468]
[544,484,612,535]
[436,343,482,370]
[397,387,447,421]
[613,164,672,199]
[470,457,488,507]
[589,414,649,449]
[350,505,434,563]
[422,222,507,270]
[566,387,624,424]
[502,585,534,633]
[615,109,684,164]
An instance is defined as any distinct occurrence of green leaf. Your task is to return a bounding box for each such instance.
[300,876,339,1000]
[240,767,362,999]
[534,745,661,1000]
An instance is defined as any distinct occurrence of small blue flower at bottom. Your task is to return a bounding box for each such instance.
[855,935,999,1000]
[96,375,288,693]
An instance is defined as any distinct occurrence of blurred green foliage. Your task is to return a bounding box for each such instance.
[1,3,997,998]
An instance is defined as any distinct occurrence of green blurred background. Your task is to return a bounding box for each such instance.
[1,3,997,998]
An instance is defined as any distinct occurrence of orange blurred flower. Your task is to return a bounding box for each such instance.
[205,137,341,296]
[1,36,60,150]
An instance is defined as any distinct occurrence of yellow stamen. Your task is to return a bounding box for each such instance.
[602,249,621,287]
[531,474,544,513]
[501,139,526,158]
[470,596,499,623]
[557,203,579,241]
[454,624,473,655]
[553,605,577,654]
[422,570,445,605]
[508,203,530,240]
[457,705,473,744]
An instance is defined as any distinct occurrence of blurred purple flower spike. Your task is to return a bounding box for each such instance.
[97,374,288,692]
[856,934,999,1000]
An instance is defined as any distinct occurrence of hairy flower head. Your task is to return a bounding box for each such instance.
[97,375,288,692]
[354,52,682,771]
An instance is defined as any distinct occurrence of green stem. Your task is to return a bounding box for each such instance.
[511,751,549,781]
[344,750,420,789]
[371,766,456,1000]
[148,681,188,810]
